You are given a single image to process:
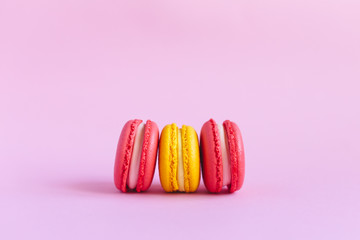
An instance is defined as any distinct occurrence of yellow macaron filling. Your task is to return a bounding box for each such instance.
[177,129,185,192]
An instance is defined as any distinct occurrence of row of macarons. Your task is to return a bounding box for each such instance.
[114,119,245,193]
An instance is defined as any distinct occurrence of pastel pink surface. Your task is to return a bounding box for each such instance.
[1,1,360,240]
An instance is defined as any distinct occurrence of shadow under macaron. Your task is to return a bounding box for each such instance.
[65,180,233,195]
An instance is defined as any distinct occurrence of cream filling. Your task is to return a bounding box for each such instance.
[218,124,231,186]
[127,123,145,189]
[177,129,185,192]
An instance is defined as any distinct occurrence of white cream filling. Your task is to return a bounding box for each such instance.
[218,124,231,186]
[177,129,185,192]
[127,123,145,189]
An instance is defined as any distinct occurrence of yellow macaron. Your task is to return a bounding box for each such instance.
[159,123,200,192]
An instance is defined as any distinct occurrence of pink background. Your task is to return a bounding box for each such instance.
[1,1,359,239]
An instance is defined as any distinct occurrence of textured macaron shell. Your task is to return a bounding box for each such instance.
[159,123,179,192]
[223,120,245,193]
[114,119,142,192]
[181,125,200,192]
[200,119,223,193]
[159,124,200,193]
[136,120,159,192]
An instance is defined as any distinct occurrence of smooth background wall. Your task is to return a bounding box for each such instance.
[1,1,359,239]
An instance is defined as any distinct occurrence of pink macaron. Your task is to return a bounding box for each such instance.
[114,119,159,192]
[200,119,245,193]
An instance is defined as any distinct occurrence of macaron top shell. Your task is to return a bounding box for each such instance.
[223,120,245,193]
[159,123,179,192]
[200,119,223,193]
[114,119,159,192]
[181,125,200,192]
[114,119,142,192]
[136,120,159,192]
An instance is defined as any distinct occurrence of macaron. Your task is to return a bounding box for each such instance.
[114,119,159,192]
[200,119,245,193]
[159,123,200,192]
